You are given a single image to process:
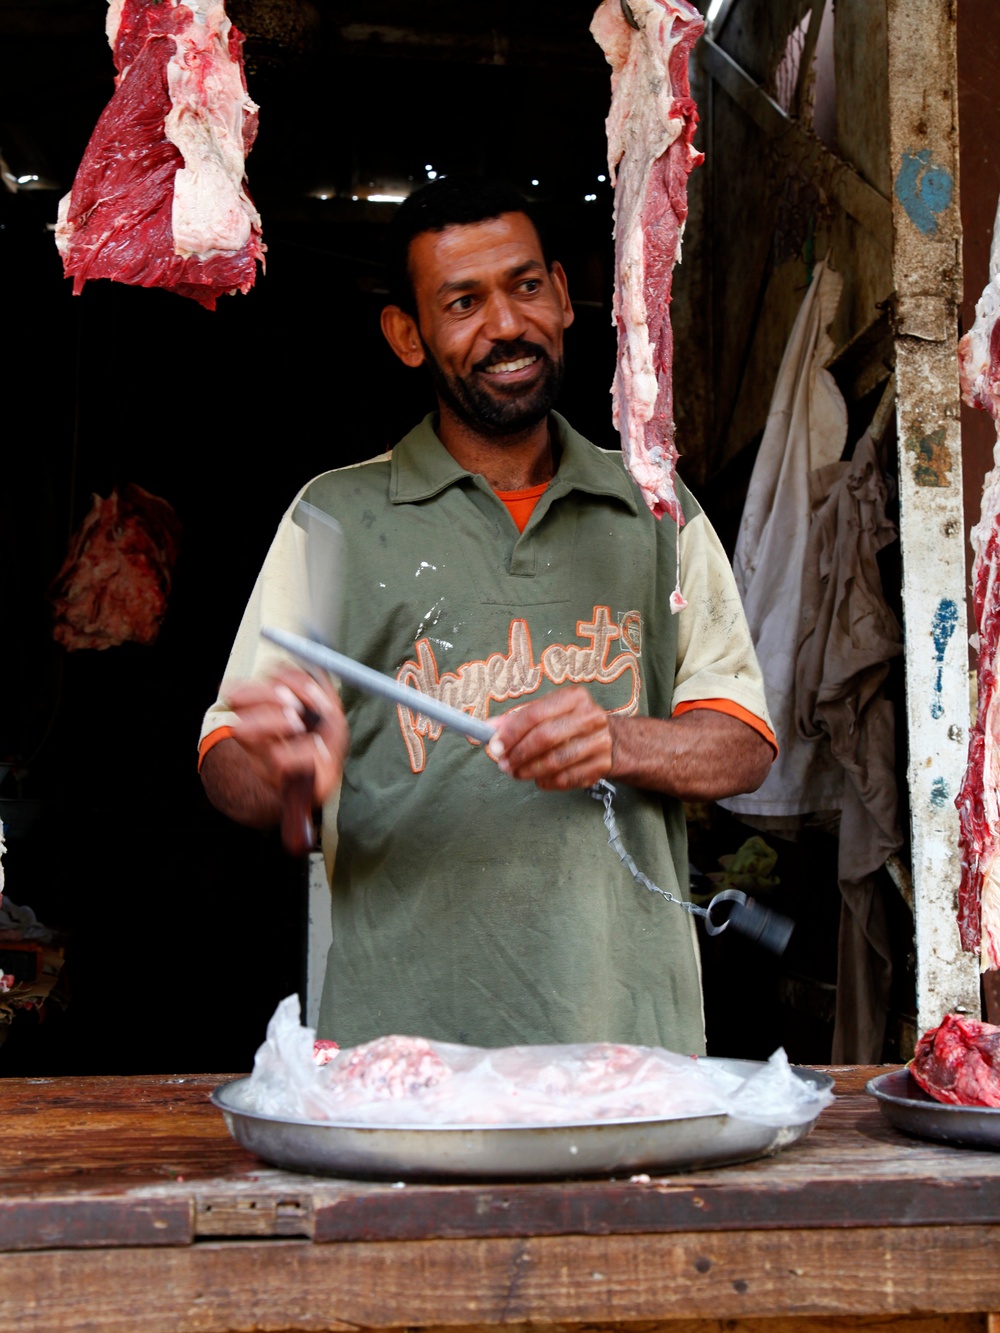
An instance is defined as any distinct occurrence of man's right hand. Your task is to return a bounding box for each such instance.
[200,667,348,831]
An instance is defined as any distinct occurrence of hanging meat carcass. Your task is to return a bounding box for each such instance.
[956,197,1000,972]
[590,0,705,525]
[56,0,264,310]
[49,484,182,651]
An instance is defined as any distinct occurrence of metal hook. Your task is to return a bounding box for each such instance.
[620,0,641,30]
[702,889,747,936]
[703,890,795,956]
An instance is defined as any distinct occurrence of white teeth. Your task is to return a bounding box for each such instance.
[484,356,538,374]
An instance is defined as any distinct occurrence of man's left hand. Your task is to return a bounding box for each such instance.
[486,686,612,790]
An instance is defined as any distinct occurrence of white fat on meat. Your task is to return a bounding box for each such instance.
[590,0,704,527]
[54,191,72,257]
[958,192,1000,971]
[101,0,260,261]
[165,1,260,258]
[105,0,126,46]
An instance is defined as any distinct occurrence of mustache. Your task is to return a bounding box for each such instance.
[474,340,547,372]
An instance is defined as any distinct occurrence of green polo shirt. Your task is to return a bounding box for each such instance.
[202,413,772,1054]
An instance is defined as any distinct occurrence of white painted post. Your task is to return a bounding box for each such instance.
[886,0,981,1025]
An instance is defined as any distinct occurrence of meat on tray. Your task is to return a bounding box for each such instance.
[956,195,1000,970]
[330,1035,451,1098]
[245,997,832,1128]
[49,483,181,651]
[56,0,264,310]
[590,0,705,524]
[909,1013,1000,1107]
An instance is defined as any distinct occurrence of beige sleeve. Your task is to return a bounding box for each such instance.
[199,491,313,746]
[671,509,774,731]
[198,493,344,883]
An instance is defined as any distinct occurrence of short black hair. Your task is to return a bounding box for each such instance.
[385,176,551,315]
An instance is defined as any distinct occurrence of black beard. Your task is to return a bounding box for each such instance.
[420,337,564,437]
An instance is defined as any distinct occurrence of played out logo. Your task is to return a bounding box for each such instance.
[395,606,642,772]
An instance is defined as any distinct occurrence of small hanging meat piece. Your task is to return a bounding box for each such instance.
[49,483,181,651]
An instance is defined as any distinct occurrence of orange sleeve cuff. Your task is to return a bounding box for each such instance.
[672,698,778,755]
[197,725,235,772]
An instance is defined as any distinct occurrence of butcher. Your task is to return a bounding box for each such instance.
[199,177,775,1054]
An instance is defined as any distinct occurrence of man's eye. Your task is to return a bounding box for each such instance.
[519,279,542,294]
[449,295,476,312]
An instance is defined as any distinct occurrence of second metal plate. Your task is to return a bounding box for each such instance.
[867,1068,1000,1150]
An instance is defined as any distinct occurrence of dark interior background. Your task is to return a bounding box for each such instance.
[3,0,997,1076]
[0,0,663,1075]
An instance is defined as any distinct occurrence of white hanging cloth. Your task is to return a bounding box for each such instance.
[722,259,848,820]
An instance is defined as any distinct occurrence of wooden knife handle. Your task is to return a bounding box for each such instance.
[281,769,316,856]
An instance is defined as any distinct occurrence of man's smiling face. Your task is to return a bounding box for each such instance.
[403,212,574,437]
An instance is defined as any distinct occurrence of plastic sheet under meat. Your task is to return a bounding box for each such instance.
[245,995,832,1128]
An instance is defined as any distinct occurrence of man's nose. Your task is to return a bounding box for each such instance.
[483,292,526,341]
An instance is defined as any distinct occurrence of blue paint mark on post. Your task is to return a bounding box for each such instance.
[895,149,954,236]
[930,777,948,809]
[930,599,959,719]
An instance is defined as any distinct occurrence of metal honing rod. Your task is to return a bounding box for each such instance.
[260,627,497,744]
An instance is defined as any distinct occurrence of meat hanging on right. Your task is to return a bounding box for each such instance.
[956,192,1000,974]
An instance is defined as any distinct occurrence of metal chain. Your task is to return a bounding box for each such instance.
[591,780,793,953]
[590,779,701,917]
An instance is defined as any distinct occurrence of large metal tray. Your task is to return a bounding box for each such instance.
[212,1058,834,1181]
[867,1068,1000,1150]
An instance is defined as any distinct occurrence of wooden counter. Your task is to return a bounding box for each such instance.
[2,1066,1000,1333]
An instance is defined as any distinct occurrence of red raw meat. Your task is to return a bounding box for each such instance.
[956,200,1000,968]
[910,1013,1000,1107]
[590,0,704,525]
[56,0,264,310]
[330,1035,452,1100]
[49,483,182,651]
[312,1039,339,1067]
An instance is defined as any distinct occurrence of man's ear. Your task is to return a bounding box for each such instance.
[549,261,575,331]
[380,305,426,368]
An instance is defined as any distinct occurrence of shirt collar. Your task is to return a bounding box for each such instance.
[390,412,639,515]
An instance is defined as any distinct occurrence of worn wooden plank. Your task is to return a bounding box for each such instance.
[0,1197,191,1252]
[6,1069,1000,1253]
[236,1321,991,1333]
[408,1321,988,1333]
[424,1317,997,1327]
[246,1323,991,1333]
[885,0,981,1027]
[0,1074,259,1193]
[195,1191,314,1239]
[699,36,893,245]
[2,1227,1000,1331]
[310,1173,1000,1242]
